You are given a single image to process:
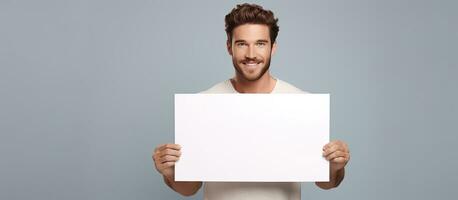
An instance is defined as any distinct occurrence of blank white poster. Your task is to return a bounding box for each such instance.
[174,94,329,182]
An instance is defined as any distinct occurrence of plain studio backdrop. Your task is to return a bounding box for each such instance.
[0,0,456,200]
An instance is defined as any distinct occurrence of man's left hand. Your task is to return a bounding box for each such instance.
[322,140,350,172]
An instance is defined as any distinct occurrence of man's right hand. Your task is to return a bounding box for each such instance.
[153,144,182,180]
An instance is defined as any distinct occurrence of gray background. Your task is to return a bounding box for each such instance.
[1,0,457,199]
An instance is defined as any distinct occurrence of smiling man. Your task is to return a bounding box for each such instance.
[153,3,350,200]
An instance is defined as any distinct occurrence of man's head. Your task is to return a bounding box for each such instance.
[224,3,279,81]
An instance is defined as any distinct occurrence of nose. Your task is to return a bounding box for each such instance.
[246,45,256,59]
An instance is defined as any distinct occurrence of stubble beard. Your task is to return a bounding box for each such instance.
[232,55,272,82]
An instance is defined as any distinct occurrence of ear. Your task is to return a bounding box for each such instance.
[226,40,233,56]
[271,41,277,56]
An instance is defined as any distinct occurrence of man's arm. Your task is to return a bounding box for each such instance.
[163,176,202,196]
[153,144,203,196]
[315,168,345,189]
[315,140,349,190]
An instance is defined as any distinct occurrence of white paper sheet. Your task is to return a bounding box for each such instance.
[174,94,329,182]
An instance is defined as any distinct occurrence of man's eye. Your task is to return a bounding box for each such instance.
[256,43,266,47]
[237,43,247,47]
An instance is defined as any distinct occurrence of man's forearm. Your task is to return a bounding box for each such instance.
[163,175,202,196]
[315,168,345,190]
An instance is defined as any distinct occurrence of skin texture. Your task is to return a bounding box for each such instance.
[152,24,350,196]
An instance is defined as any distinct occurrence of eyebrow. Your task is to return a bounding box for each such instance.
[256,40,269,43]
[234,39,270,44]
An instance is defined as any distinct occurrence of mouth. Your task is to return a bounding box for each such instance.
[242,61,262,69]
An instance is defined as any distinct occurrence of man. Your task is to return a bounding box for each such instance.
[153,3,350,200]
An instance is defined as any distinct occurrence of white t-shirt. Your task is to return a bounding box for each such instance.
[200,78,307,94]
[200,78,308,200]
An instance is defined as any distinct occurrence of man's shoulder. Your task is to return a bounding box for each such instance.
[199,79,236,94]
[274,79,310,94]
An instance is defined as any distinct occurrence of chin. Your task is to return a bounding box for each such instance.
[242,73,263,81]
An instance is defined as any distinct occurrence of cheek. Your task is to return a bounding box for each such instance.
[233,50,246,60]
[260,48,272,57]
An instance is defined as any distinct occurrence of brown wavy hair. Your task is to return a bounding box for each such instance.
[224,3,279,46]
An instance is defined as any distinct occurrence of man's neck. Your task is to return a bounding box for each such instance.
[231,71,276,93]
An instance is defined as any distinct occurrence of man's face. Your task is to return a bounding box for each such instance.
[227,24,277,81]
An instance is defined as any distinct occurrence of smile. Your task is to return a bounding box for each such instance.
[243,62,261,66]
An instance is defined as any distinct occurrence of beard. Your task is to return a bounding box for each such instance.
[232,55,271,82]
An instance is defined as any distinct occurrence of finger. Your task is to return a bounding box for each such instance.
[323,141,334,150]
[336,140,349,152]
[154,144,168,156]
[152,152,161,162]
[158,144,182,151]
[331,153,350,163]
[158,149,181,158]
[160,155,180,163]
[151,148,157,159]
[343,142,349,153]
[156,155,180,163]
[153,146,163,158]
[156,143,167,151]
[154,148,179,161]
[323,144,343,157]
[159,161,176,170]
[330,157,347,163]
[324,140,348,149]
[325,151,347,161]
[152,146,166,159]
